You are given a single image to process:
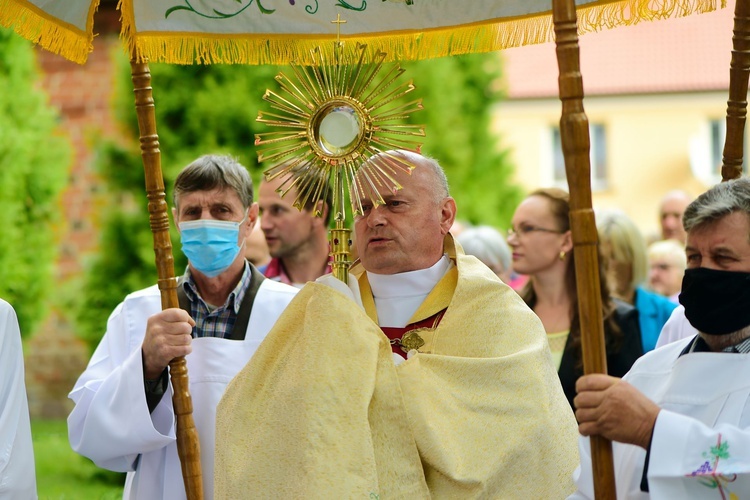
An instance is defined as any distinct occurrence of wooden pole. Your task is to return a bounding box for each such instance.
[722,0,750,181]
[130,58,204,500]
[552,1,617,498]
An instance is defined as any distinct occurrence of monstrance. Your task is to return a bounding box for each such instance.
[254,16,426,283]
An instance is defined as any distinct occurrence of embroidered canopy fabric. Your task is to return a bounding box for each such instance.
[0,0,725,65]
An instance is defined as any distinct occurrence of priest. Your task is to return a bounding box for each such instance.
[216,150,579,498]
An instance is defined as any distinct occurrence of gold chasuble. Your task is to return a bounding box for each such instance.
[215,236,579,498]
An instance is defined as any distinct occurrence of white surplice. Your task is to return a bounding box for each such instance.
[655,305,698,349]
[0,299,36,500]
[571,336,750,499]
[68,280,296,500]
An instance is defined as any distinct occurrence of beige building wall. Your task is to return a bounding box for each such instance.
[493,90,733,238]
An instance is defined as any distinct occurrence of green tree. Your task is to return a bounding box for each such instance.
[404,53,522,227]
[0,28,70,337]
[76,51,521,350]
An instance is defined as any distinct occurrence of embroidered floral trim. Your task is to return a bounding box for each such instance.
[687,434,739,500]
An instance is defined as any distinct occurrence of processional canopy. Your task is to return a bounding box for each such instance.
[1,1,723,66]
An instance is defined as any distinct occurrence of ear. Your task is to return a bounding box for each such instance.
[172,207,179,233]
[561,229,574,253]
[246,203,260,234]
[439,197,457,236]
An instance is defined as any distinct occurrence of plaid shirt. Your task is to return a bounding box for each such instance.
[181,262,252,339]
[683,334,750,354]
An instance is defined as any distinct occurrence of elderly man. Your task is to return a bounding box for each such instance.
[258,173,332,287]
[68,155,298,499]
[572,177,750,498]
[216,150,579,498]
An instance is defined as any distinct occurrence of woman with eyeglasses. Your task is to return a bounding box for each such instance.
[507,188,643,409]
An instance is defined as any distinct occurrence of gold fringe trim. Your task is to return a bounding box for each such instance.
[0,0,727,65]
[0,0,98,65]
[126,0,727,66]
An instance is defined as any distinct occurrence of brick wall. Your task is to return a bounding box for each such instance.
[37,8,121,282]
[26,6,123,418]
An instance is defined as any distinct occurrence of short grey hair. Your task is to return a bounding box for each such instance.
[173,154,254,209]
[683,177,750,235]
[367,150,450,201]
[457,226,511,274]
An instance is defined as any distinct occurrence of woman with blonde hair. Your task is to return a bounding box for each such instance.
[596,209,677,352]
[508,188,643,408]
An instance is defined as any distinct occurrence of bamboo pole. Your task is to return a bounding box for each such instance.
[130,58,204,500]
[551,1,617,498]
[722,0,750,181]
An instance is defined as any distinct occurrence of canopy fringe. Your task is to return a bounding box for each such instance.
[1,0,727,65]
[127,0,725,65]
[0,0,96,65]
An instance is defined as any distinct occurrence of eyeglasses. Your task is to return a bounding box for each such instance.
[507,225,563,238]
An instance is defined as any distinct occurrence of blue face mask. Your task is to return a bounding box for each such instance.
[179,217,246,278]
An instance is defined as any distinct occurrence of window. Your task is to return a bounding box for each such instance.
[710,118,747,175]
[690,118,747,185]
[710,118,724,171]
[551,123,608,191]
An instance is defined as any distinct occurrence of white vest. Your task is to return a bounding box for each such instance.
[68,279,297,500]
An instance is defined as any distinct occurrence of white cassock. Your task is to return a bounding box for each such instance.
[571,336,750,499]
[0,299,36,500]
[68,280,296,500]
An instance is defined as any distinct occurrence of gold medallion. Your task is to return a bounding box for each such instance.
[399,328,427,353]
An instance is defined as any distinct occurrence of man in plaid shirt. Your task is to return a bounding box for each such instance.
[68,154,298,499]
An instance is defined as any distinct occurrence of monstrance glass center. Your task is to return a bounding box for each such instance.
[312,102,364,157]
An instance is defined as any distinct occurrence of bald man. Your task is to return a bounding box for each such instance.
[216,150,579,498]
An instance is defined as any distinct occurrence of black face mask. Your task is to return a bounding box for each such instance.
[679,267,750,336]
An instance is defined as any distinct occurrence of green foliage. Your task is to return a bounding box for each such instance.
[0,28,70,337]
[404,53,522,228]
[32,419,124,498]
